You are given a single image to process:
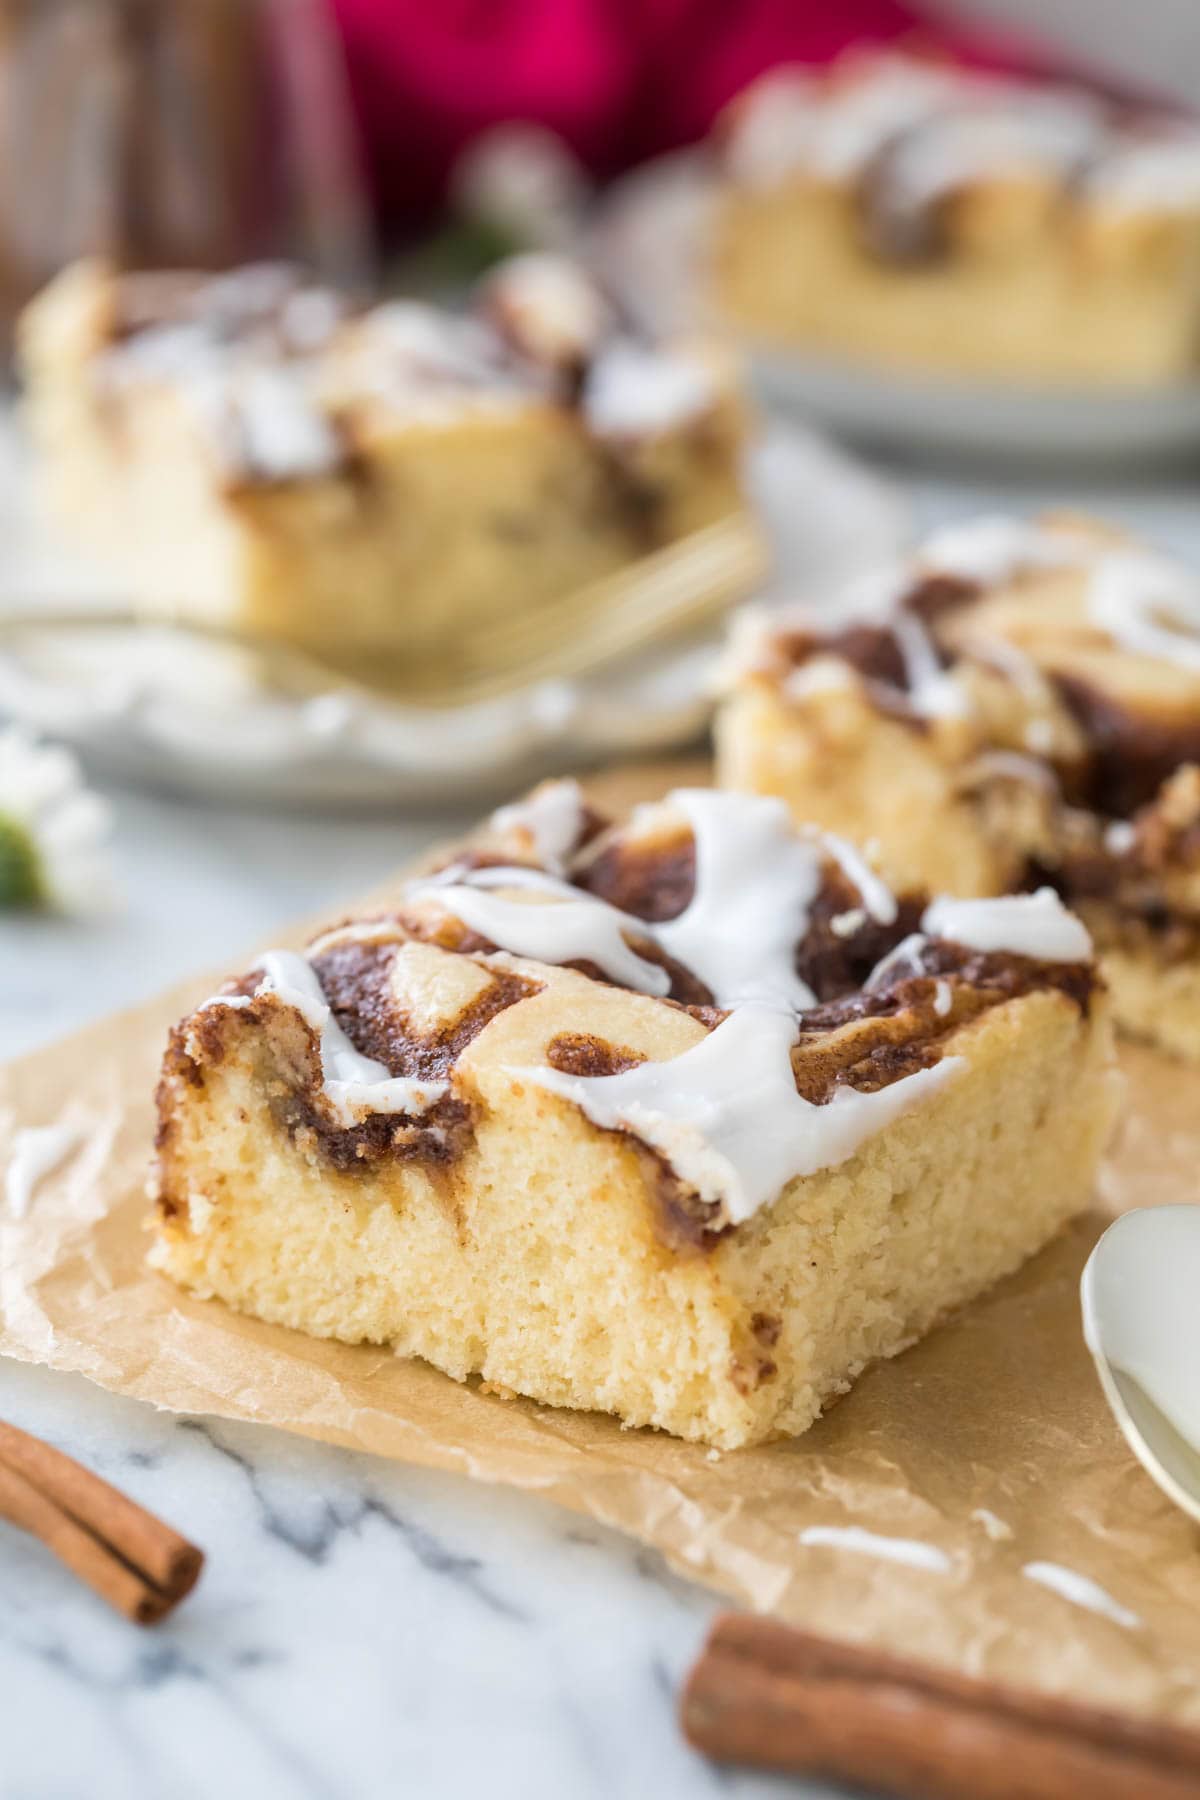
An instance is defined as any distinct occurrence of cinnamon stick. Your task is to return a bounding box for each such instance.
[682,1614,1200,1800]
[0,1420,203,1624]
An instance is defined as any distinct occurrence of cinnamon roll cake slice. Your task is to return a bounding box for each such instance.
[19,254,750,681]
[152,784,1117,1448]
[717,512,1200,1060]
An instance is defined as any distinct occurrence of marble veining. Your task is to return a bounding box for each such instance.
[0,1359,810,1800]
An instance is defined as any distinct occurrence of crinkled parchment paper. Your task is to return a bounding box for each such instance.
[3,761,1200,1721]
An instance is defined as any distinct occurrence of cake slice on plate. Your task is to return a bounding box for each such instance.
[712,51,1200,384]
[716,513,1200,1059]
[19,254,751,683]
[152,783,1117,1448]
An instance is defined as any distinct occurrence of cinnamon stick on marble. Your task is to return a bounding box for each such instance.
[682,1614,1200,1800]
[0,1420,203,1624]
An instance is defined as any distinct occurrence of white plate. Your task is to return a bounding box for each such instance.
[748,348,1200,466]
[596,151,1200,467]
[0,416,908,809]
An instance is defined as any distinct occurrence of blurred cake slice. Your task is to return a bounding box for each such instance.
[712,51,1200,384]
[152,784,1116,1449]
[19,254,750,680]
[716,512,1200,1058]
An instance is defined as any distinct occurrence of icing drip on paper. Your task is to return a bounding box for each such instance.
[521,1004,962,1226]
[5,1123,84,1220]
[922,889,1091,962]
[491,779,587,873]
[203,950,448,1126]
[971,1508,1013,1542]
[1022,1562,1141,1631]
[798,1524,953,1573]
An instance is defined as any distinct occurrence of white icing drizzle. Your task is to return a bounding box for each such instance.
[892,613,969,719]
[305,918,410,958]
[731,59,1200,217]
[1088,135,1200,213]
[4,1123,84,1220]
[830,907,867,940]
[818,834,897,925]
[798,1524,953,1574]
[1104,820,1137,856]
[877,94,1101,215]
[970,633,1055,705]
[725,58,960,188]
[723,55,1134,207]
[956,750,1058,791]
[1086,550,1200,671]
[921,889,1092,962]
[521,1004,962,1226]
[188,365,343,482]
[203,950,448,1126]
[921,518,1200,675]
[821,565,969,722]
[1022,1562,1141,1631]
[484,253,611,367]
[361,301,514,390]
[654,792,827,1010]
[582,339,714,438]
[933,979,952,1017]
[434,791,878,1013]
[425,882,669,996]
[491,779,586,874]
[864,932,929,991]
[782,659,859,704]
[920,515,1090,587]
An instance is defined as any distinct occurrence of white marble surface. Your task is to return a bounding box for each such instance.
[4,449,1200,1799]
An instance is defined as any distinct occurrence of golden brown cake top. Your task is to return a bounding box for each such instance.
[718,51,1200,261]
[33,253,732,488]
[170,783,1098,1240]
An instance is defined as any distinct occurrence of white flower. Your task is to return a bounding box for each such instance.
[451,123,590,251]
[0,728,117,914]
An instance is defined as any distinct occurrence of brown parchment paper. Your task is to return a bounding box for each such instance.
[4,760,1200,1724]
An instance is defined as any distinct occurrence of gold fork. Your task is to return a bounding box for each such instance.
[0,511,768,709]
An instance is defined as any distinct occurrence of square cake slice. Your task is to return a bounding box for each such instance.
[716,512,1200,1060]
[19,254,751,683]
[712,51,1200,384]
[152,784,1116,1449]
